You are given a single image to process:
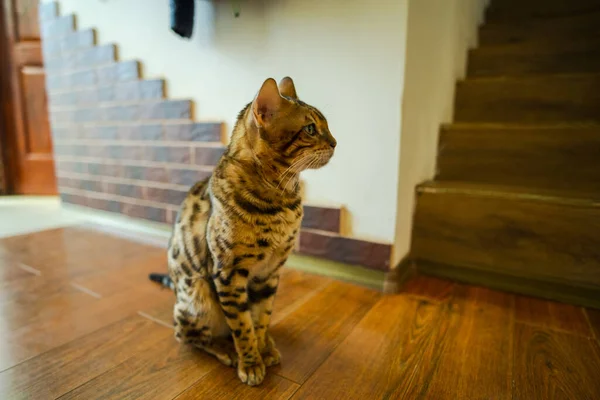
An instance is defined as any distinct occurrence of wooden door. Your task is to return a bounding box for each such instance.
[0,0,56,195]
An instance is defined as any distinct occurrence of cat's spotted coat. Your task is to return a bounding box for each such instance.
[161,77,336,386]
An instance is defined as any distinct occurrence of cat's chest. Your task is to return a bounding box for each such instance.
[249,249,290,281]
[246,220,299,275]
[249,217,300,251]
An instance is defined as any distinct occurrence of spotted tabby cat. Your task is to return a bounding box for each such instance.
[153,77,336,386]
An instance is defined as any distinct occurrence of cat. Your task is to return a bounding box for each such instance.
[150,77,336,386]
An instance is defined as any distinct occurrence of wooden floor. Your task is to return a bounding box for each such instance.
[1,227,599,399]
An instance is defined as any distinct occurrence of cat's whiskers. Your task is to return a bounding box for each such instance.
[310,149,332,169]
[280,162,306,193]
[305,155,321,172]
[280,161,306,194]
[276,154,312,192]
[282,154,317,193]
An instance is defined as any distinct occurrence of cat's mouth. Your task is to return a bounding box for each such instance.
[307,149,334,170]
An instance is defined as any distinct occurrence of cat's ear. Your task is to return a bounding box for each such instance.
[252,78,284,127]
[278,76,298,99]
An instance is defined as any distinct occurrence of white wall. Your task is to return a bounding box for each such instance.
[49,0,408,244]
[391,0,489,265]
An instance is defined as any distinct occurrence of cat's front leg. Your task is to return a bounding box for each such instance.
[249,273,281,367]
[213,266,265,386]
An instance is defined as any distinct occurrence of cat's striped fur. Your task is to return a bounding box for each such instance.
[156,77,336,386]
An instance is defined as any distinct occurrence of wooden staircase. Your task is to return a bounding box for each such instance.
[410,0,600,308]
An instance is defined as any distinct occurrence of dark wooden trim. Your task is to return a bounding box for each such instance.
[0,0,18,193]
[382,256,415,294]
[417,259,600,310]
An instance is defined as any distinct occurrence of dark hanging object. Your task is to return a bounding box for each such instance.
[170,0,195,39]
[232,0,241,17]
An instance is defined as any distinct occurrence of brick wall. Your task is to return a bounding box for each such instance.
[39,3,392,271]
[40,4,225,224]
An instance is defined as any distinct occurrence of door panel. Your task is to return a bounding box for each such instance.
[21,68,51,154]
[2,0,57,195]
[19,65,56,192]
[15,0,39,39]
[14,41,41,64]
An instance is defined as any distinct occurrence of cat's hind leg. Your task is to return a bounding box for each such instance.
[195,337,238,367]
[173,279,236,367]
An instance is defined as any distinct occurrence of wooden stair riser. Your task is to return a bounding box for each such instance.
[486,0,600,22]
[437,125,600,193]
[454,74,600,123]
[480,12,600,46]
[412,184,600,291]
[468,49,600,77]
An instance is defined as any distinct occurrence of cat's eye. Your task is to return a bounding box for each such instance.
[304,124,316,136]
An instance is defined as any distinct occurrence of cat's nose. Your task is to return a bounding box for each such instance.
[328,136,337,148]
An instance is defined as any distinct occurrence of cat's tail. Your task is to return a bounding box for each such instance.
[149,273,175,290]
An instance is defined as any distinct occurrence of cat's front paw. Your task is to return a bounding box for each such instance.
[216,349,238,367]
[262,346,281,367]
[261,334,280,367]
[237,359,266,386]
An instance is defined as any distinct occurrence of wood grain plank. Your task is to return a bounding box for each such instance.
[0,254,38,285]
[271,268,332,325]
[585,308,600,340]
[1,284,171,371]
[58,336,218,400]
[71,251,167,297]
[138,298,174,326]
[422,286,514,399]
[292,294,455,399]
[0,269,42,298]
[0,316,171,399]
[175,367,299,400]
[401,274,455,302]
[0,272,62,305]
[271,281,380,384]
[1,279,99,332]
[515,295,592,336]
[0,227,161,280]
[513,323,600,399]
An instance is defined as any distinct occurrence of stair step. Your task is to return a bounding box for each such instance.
[486,0,600,22]
[455,73,600,123]
[480,12,600,46]
[468,47,600,77]
[474,36,600,57]
[437,123,600,193]
[412,181,600,307]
